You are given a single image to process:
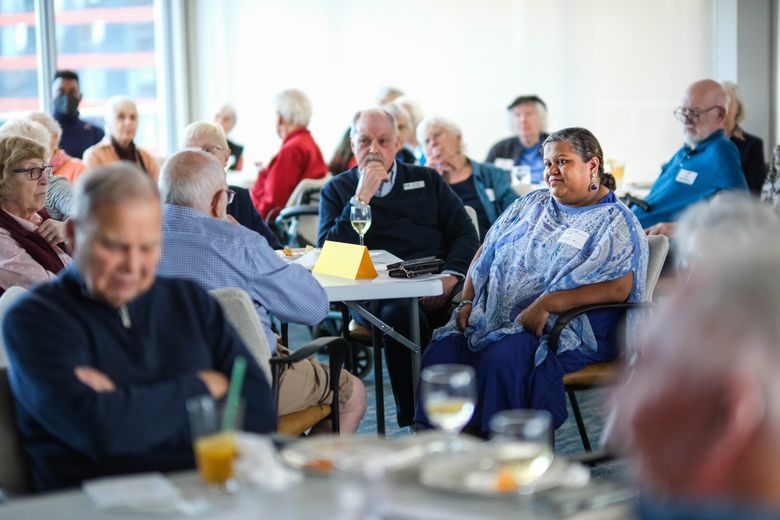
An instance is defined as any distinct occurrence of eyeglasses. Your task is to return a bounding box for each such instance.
[673,106,722,123]
[224,188,235,204]
[12,164,52,181]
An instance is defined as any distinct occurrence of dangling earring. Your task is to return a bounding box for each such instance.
[589,175,599,192]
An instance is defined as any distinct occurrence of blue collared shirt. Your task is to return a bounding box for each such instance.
[158,204,329,351]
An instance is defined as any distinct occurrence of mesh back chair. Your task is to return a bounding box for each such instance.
[273,175,332,247]
[548,234,669,455]
[209,288,347,435]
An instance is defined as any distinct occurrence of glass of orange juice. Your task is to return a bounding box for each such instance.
[187,395,244,493]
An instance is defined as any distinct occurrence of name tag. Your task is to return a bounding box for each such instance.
[558,228,590,250]
[494,158,515,171]
[675,169,698,185]
[485,188,496,202]
[404,181,425,191]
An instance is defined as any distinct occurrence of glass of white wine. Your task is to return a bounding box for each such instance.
[422,364,476,452]
[489,409,554,491]
[350,204,372,246]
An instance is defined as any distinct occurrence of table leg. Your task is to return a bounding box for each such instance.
[409,297,421,405]
[371,323,385,437]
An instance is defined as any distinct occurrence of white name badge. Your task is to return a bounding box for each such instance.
[558,228,590,250]
[675,169,698,185]
[404,181,425,191]
[494,158,514,171]
[485,188,496,201]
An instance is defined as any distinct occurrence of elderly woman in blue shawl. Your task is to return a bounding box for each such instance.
[415,127,648,433]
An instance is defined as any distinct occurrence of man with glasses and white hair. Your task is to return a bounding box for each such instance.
[158,150,366,434]
[180,121,281,249]
[250,89,328,219]
[632,79,747,237]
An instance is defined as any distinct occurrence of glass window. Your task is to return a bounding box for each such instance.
[54,0,159,152]
[0,0,39,115]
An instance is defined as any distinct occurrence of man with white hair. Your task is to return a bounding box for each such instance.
[180,121,281,249]
[250,89,328,219]
[3,164,275,491]
[634,79,747,236]
[158,150,366,433]
[213,104,244,171]
[486,95,549,183]
[611,201,780,517]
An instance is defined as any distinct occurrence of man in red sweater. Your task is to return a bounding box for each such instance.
[250,89,328,219]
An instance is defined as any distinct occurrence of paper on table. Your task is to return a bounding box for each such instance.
[235,432,303,492]
[292,249,320,270]
[83,473,208,515]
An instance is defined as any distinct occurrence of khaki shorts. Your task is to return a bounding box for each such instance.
[276,345,354,416]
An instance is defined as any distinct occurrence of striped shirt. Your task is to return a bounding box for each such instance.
[158,204,329,351]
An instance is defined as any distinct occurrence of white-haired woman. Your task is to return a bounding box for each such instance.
[27,111,86,183]
[83,96,160,181]
[418,116,517,239]
[250,89,328,219]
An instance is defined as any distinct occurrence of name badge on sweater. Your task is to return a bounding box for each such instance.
[558,228,590,250]
[404,181,425,190]
[675,169,698,185]
[485,188,496,201]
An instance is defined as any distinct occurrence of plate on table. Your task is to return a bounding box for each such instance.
[419,448,589,497]
[275,246,315,260]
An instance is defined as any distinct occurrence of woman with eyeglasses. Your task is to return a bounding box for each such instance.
[83,96,160,181]
[0,136,72,293]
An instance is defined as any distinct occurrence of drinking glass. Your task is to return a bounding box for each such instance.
[186,395,244,493]
[489,409,554,490]
[421,364,476,451]
[350,204,372,246]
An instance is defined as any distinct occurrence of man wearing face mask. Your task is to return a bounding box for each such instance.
[51,70,104,160]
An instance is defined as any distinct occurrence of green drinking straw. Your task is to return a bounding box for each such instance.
[222,355,247,431]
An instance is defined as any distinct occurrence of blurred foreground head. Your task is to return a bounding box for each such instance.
[612,195,780,507]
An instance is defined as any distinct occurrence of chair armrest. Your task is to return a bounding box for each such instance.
[276,204,319,223]
[548,302,649,354]
[620,194,651,212]
[269,336,348,432]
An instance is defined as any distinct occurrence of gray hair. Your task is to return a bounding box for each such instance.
[0,119,52,152]
[416,115,463,148]
[380,103,410,130]
[275,89,312,127]
[375,86,404,105]
[159,149,224,208]
[26,111,62,145]
[180,121,229,150]
[104,96,137,126]
[674,192,780,271]
[71,163,159,225]
[349,108,397,140]
[394,95,424,130]
[216,104,237,124]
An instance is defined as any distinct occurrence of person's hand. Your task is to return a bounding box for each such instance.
[456,302,473,331]
[38,218,68,246]
[224,214,239,225]
[646,222,676,237]
[197,370,229,399]
[422,275,459,312]
[75,366,116,392]
[516,296,550,336]
[354,159,390,204]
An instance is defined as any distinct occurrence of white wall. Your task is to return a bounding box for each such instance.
[191,0,718,184]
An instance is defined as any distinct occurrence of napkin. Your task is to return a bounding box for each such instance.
[235,432,303,491]
[83,472,208,515]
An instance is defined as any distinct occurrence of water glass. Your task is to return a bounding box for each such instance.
[422,364,476,449]
[186,395,244,493]
[350,204,372,246]
[489,409,554,488]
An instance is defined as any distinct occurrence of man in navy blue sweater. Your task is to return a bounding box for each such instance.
[3,164,275,492]
[318,108,479,426]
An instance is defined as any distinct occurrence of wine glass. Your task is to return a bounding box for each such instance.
[350,204,372,247]
[421,364,476,451]
[489,409,554,491]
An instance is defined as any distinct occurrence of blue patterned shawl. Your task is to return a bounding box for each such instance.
[434,189,648,366]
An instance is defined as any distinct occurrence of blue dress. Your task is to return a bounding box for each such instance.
[415,189,648,432]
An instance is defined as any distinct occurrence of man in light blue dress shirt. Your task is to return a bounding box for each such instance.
[157,149,366,433]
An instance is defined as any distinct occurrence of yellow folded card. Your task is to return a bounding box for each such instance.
[313,240,378,279]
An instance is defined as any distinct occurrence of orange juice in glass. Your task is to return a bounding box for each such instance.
[187,395,243,492]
